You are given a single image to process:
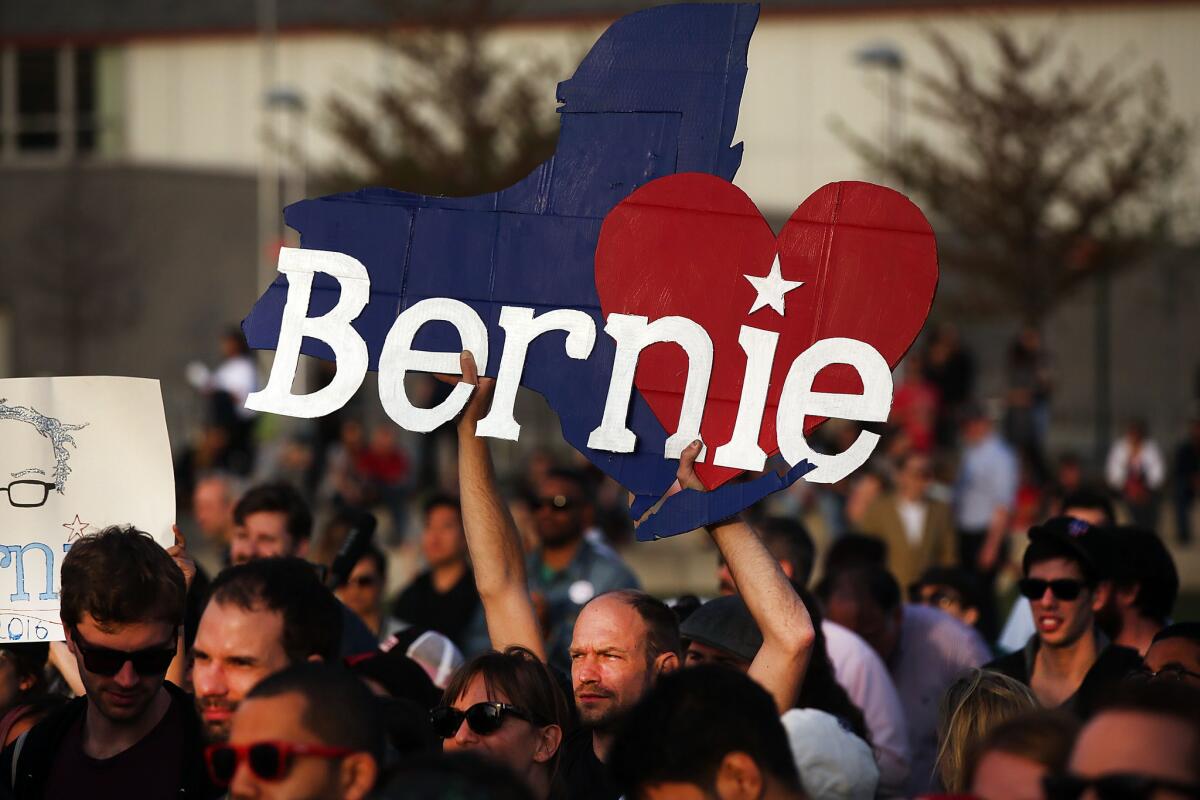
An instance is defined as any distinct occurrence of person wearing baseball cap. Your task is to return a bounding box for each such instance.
[985,517,1142,717]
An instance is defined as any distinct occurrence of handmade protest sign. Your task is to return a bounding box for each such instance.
[0,377,174,641]
[241,3,938,539]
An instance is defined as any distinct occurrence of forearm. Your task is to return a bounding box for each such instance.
[985,505,1010,547]
[458,425,545,658]
[166,633,187,688]
[709,516,814,712]
[48,640,84,697]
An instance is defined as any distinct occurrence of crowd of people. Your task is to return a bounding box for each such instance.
[2,329,1199,800]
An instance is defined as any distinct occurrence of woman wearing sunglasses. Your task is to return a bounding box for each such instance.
[430,646,569,799]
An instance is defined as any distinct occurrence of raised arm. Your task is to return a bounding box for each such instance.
[677,441,815,713]
[455,351,546,660]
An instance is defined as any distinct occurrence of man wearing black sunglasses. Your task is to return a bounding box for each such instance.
[1049,680,1200,800]
[1,526,220,798]
[987,517,1142,715]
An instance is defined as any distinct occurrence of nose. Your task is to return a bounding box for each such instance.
[228,757,260,798]
[1037,587,1058,607]
[449,716,477,750]
[575,656,601,686]
[113,659,139,688]
[193,661,226,697]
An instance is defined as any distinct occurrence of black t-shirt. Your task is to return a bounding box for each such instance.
[392,569,481,647]
[43,692,187,800]
[986,637,1143,718]
[559,726,620,800]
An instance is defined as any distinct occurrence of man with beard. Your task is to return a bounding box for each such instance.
[191,558,341,743]
[1,526,218,799]
[452,353,814,800]
[986,517,1142,715]
[561,589,682,800]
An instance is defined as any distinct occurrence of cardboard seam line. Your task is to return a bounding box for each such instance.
[809,183,841,347]
[613,198,765,222]
[784,218,936,238]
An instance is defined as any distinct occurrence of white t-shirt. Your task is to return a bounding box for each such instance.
[897,499,928,548]
[823,620,912,796]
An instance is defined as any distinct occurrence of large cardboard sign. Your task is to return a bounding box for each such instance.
[241,4,938,538]
[0,377,175,641]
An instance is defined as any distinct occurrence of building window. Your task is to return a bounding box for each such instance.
[0,45,122,161]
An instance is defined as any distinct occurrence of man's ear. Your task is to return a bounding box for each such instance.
[963,607,980,627]
[654,651,680,677]
[779,560,795,581]
[63,625,77,656]
[532,724,563,764]
[1114,583,1139,610]
[339,753,379,800]
[714,752,764,800]
[1091,581,1112,613]
[295,537,310,558]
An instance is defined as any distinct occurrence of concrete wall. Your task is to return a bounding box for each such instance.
[0,165,259,443]
[110,4,1200,225]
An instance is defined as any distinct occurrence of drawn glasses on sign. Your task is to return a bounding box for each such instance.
[0,480,57,508]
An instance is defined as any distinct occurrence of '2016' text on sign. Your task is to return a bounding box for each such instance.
[248,248,894,485]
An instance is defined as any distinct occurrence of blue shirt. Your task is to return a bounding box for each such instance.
[528,538,640,671]
[954,433,1018,531]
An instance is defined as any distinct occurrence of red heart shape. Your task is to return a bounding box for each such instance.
[594,173,938,489]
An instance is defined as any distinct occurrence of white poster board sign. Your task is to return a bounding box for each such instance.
[0,377,175,641]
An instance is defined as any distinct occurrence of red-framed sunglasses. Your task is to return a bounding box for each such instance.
[204,741,356,787]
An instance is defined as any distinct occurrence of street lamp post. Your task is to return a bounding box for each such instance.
[854,43,905,163]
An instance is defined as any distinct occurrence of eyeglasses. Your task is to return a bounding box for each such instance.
[204,741,356,787]
[1043,771,1200,800]
[71,627,176,677]
[910,586,964,609]
[1018,578,1086,601]
[533,495,575,511]
[1133,664,1200,684]
[429,702,533,738]
[0,479,56,508]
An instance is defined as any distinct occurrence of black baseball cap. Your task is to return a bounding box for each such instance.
[678,595,761,663]
[1023,516,1114,584]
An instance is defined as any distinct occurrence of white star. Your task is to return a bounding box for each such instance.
[744,255,804,316]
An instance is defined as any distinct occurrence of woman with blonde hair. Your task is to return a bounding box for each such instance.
[934,668,1039,792]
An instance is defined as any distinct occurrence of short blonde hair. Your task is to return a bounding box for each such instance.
[935,669,1039,792]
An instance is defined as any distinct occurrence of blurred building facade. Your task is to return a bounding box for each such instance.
[1,0,1198,455]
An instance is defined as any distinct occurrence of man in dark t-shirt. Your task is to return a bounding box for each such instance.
[987,517,1142,717]
[392,495,480,647]
[42,683,188,798]
[1,526,217,799]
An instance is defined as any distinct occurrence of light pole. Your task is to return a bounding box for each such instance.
[854,43,905,164]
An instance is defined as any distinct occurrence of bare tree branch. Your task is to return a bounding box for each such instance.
[840,26,1192,323]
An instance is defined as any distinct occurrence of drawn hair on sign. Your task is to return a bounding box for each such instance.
[0,399,87,493]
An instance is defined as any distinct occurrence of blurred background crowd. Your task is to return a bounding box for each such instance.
[1,0,1195,630]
